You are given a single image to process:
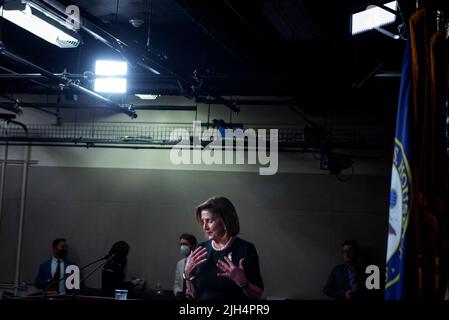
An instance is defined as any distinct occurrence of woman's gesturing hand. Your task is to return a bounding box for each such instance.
[184,246,207,277]
[216,256,247,285]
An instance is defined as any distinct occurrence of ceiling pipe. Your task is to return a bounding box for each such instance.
[0,103,22,114]
[0,42,137,118]
[0,65,53,90]
[0,102,197,111]
[0,73,286,82]
[36,0,239,113]
[223,0,258,36]
[0,72,292,96]
[196,97,295,106]
[0,114,28,134]
[174,0,247,63]
[33,106,60,118]
[0,69,63,118]
[0,139,387,151]
[0,74,48,80]
[0,93,19,103]
[0,66,64,116]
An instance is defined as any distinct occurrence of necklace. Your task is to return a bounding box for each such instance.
[212,237,233,251]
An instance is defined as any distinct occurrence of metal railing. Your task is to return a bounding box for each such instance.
[0,122,390,149]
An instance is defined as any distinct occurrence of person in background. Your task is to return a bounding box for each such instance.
[173,233,198,297]
[323,240,364,300]
[35,238,77,295]
[184,196,264,300]
[101,241,142,297]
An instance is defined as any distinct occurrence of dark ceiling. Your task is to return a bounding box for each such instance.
[0,0,431,110]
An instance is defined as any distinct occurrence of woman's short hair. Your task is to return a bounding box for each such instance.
[196,196,240,237]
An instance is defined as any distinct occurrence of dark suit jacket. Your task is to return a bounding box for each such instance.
[323,263,364,300]
[35,258,76,290]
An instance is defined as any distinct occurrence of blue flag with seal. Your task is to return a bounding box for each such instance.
[385,38,413,300]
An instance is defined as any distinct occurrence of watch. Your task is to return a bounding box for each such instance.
[238,280,250,289]
[182,272,196,282]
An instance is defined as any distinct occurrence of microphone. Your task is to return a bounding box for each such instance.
[42,262,74,299]
[102,253,116,260]
[42,253,116,299]
[77,253,117,288]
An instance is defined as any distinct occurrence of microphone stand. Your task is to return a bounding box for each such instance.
[42,254,116,300]
[70,254,117,300]
[42,270,72,300]
[80,255,113,270]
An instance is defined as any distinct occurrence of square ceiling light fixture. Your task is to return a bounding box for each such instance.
[351,1,399,38]
[94,60,128,94]
[135,94,159,100]
[0,0,81,48]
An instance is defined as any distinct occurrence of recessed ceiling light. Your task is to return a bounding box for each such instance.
[351,1,397,35]
[135,94,159,100]
[129,19,144,28]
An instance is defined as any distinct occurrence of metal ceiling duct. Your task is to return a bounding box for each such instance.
[0,41,137,118]
[36,0,240,113]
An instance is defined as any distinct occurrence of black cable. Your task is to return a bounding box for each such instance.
[224,0,257,36]
[207,102,210,129]
[115,0,120,24]
[76,38,83,74]
[396,1,409,40]
[194,102,198,121]
[229,96,233,124]
[146,0,152,51]
[9,120,28,134]
[288,105,315,127]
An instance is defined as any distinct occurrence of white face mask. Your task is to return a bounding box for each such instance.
[180,245,191,257]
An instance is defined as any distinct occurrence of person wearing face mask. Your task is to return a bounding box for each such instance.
[173,233,198,297]
[35,238,77,295]
[184,196,264,300]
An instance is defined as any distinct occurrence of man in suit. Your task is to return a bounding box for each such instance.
[35,238,76,295]
[323,240,364,300]
[173,233,197,297]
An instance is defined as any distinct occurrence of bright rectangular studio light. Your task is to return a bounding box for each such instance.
[95,60,128,76]
[351,1,397,35]
[0,0,81,48]
[94,60,128,93]
[94,78,127,94]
